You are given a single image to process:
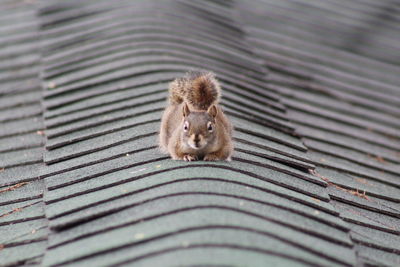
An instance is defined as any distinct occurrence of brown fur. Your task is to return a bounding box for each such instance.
[160,70,233,161]
[168,70,220,110]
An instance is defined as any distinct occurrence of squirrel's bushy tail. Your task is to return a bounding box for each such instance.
[169,70,221,110]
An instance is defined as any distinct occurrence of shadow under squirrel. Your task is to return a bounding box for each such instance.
[159,70,233,161]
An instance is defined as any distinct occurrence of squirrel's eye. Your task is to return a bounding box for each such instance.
[183,121,189,132]
[207,122,213,132]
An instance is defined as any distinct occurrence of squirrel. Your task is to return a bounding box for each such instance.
[159,70,233,161]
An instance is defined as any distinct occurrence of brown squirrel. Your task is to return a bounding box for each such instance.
[159,70,233,161]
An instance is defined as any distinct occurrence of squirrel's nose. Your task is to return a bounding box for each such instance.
[193,134,200,144]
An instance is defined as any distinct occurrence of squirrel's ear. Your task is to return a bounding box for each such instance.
[183,103,190,117]
[207,105,218,118]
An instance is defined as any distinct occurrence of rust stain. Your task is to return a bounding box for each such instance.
[0,244,4,251]
[0,182,28,194]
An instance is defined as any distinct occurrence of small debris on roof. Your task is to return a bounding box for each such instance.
[0,182,28,194]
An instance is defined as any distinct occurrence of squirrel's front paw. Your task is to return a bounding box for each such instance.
[183,154,198,161]
[204,154,221,161]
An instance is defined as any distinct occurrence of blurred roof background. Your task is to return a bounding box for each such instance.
[0,0,399,266]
